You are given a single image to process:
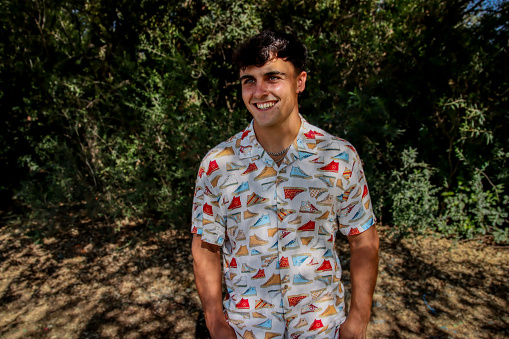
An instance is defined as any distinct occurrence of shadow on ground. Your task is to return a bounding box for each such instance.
[0,215,507,338]
[337,230,509,339]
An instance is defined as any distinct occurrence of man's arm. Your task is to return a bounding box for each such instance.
[340,226,379,339]
[191,234,237,339]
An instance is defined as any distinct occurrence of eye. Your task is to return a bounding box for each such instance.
[242,79,255,85]
[269,76,280,81]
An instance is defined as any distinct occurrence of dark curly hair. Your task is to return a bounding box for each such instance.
[233,30,307,75]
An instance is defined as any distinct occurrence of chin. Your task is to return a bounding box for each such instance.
[252,114,278,128]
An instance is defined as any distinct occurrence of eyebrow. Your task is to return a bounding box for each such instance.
[239,71,286,81]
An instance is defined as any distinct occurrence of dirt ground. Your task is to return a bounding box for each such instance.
[0,216,507,339]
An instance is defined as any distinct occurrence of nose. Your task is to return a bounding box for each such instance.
[253,81,269,98]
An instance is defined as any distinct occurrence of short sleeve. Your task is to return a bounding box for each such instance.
[191,155,226,246]
[336,147,376,236]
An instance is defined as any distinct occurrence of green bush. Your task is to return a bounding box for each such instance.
[1,0,507,242]
[388,148,441,236]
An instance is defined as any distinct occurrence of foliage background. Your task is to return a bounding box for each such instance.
[1,0,507,241]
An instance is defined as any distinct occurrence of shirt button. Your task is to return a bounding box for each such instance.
[282,246,286,251]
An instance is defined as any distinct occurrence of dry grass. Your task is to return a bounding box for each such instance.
[0,219,507,338]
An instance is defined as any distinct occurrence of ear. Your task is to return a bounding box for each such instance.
[296,71,307,94]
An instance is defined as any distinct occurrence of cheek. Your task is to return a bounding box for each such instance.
[242,94,251,107]
[274,84,294,99]
[241,88,251,102]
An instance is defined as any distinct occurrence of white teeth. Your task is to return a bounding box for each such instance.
[256,102,276,110]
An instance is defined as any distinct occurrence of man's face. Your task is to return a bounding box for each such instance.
[239,58,307,129]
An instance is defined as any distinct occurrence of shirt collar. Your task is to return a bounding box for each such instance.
[238,114,319,167]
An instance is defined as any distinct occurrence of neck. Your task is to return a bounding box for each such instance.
[253,111,301,157]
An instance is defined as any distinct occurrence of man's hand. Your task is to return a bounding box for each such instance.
[338,313,368,339]
[208,320,237,339]
[340,225,379,339]
[192,234,237,339]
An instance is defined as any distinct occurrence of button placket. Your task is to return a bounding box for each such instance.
[275,169,281,256]
[275,168,286,247]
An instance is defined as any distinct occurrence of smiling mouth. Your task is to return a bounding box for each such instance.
[254,101,277,110]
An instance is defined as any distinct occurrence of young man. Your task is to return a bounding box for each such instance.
[191,31,379,339]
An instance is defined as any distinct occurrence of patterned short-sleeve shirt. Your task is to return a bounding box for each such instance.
[191,116,376,338]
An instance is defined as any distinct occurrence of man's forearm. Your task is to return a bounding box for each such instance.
[348,226,379,324]
[191,234,230,333]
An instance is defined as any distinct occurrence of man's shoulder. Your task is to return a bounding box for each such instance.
[200,128,247,164]
[303,120,358,153]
